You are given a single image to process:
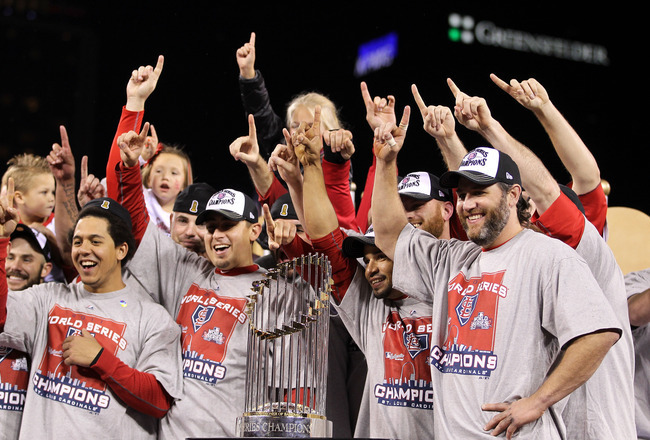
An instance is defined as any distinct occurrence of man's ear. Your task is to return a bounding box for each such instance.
[442,201,454,221]
[41,262,53,279]
[115,242,129,262]
[249,222,262,243]
[508,185,522,208]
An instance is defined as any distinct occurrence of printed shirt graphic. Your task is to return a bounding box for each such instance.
[0,346,29,412]
[431,270,506,377]
[176,284,248,384]
[377,312,433,410]
[34,305,127,414]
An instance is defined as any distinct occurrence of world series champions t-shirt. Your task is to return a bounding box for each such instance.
[0,281,183,440]
[392,225,622,439]
[336,265,434,439]
[0,345,28,440]
[126,222,269,439]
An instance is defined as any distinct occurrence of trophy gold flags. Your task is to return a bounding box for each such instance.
[236,253,333,438]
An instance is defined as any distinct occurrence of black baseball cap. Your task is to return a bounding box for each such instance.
[269,193,298,221]
[173,182,216,215]
[81,197,133,230]
[342,224,377,259]
[440,147,521,188]
[10,223,51,262]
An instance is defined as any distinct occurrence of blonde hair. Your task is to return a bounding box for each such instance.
[286,92,342,131]
[1,153,53,193]
[141,143,193,189]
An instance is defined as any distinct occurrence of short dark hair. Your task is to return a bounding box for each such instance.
[70,207,136,265]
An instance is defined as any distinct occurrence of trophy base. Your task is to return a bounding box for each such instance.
[236,414,332,438]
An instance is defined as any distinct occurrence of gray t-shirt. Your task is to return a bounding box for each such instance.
[558,219,636,439]
[393,225,622,439]
[625,268,650,439]
[336,265,433,439]
[127,223,268,439]
[0,281,182,440]
[0,345,28,440]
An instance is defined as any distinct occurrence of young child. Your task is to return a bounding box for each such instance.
[1,154,55,229]
[1,154,65,282]
[139,143,192,234]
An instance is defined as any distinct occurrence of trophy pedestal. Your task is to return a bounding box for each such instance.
[236,414,332,438]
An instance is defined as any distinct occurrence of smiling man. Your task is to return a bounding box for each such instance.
[114,124,275,439]
[371,119,622,439]
[0,193,182,439]
[5,224,52,292]
[286,105,437,439]
[398,171,454,239]
[1,223,52,439]
[169,182,215,258]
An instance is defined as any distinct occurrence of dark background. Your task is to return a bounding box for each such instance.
[1,2,644,214]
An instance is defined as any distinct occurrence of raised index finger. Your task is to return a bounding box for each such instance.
[360,81,372,106]
[411,84,428,114]
[59,125,70,150]
[489,73,510,92]
[248,114,257,142]
[153,55,164,77]
[80,155,89,181]
[262,203,274,232]
[6,177,14,208]
[249,32,256,46]
[446,77,462,98]
[312,105,321,132]
[138,121,151,140]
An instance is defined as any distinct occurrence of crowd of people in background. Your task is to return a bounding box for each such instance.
[1,31,649,440]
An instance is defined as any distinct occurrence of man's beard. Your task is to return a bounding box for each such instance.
[461,191,510,247]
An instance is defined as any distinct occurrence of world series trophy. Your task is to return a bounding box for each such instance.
[236,253,333,438]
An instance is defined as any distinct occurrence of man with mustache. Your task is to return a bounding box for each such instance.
[0,224,52,439]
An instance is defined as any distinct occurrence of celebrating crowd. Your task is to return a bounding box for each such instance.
[1,32,648,439]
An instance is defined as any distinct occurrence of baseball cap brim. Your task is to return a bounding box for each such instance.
[342,234,377,259]
[440,170,499,188]
[196,208,244,225]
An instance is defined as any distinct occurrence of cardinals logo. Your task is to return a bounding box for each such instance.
[191,305,216,333]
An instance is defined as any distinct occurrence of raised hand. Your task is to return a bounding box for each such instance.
[46,125,76,182]
[77,156,106,207]
[229,114,261,166]
[411,84,456,140]
[490,74,550,111]
[236,32,256,79]
[360,81,396,131]
[118,122,150,168]
[125,55,164,111]
[269,130,302,189]
[447,78,494,132]
[324,128,355,160]
[0,178,18,238]
[372,105,411,163]
[293,106,323,166]
[262,203,297,251]
[142,123,159,162]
